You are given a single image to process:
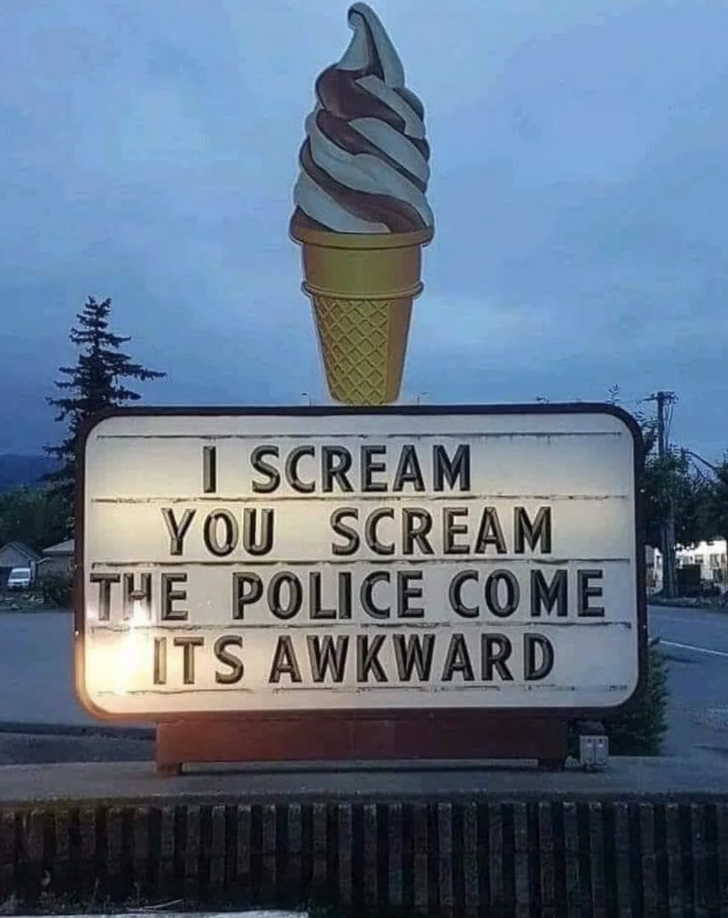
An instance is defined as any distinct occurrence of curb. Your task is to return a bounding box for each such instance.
[649,598,728,615]
[0,721,154,740]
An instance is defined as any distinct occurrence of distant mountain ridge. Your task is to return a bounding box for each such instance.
[0,454,59,492]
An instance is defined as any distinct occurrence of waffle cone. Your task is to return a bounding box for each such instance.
[290,222,434,406]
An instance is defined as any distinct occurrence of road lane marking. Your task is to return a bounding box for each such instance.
[660,640,728,658]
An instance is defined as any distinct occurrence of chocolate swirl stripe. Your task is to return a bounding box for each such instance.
[296,65,432,232]
[292,3,434,234]
[315,109,428,193]
[299,139,427,233]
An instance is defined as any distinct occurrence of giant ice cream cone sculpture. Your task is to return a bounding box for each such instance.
[290,3,434,406]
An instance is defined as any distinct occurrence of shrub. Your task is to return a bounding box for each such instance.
[41,572,74,609]
[603,643,670,756]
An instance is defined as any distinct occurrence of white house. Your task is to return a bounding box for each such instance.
[676,538,727,583]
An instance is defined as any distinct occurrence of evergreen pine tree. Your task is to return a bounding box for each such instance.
[45,296,165,523]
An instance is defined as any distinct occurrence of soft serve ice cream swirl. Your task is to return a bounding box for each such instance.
[291,2,434,235]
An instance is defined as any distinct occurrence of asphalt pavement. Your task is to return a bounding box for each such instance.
[0,606,727,765]
[648,603,728,762]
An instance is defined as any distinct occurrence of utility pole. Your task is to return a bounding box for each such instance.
[647,390,678,597]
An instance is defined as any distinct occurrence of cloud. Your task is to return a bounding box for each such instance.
[0,0,726,460]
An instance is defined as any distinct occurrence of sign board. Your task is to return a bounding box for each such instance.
[76,405,645,720]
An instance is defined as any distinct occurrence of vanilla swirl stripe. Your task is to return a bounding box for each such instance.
[292,3,434,235]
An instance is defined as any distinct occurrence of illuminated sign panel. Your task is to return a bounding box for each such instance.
[76,406,643,718]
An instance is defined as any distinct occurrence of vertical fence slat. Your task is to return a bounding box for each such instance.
[311,803,327,888]
[132,806,149,888]
[462,802,479,918]
[209,804,226,891]
[691,803,708,918]
[183,804,201,898]
[613,802,632,918]
[563,802,581,918]
[158,806,175,889]
[235,804,252,887]
[260,804,277,903]
[387,802,403,911]
[640,803,658,918]
[413,802,429,915]
[488,802,505,913]
[589,802,606,918]
[0,811,16,890]
[362,803,378,909]
[513,801,532,918]
[438,802,454,918]
[538,801,556,918]
[665,802,684,918]
[337,803,353,907]
[25,810,46,879]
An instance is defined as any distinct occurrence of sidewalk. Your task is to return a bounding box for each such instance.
[1,757,728,804]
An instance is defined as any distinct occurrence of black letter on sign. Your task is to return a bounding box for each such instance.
[269,636,302,683]
[173,636,204,685]
[307,635,349,683]
[321,446,354,493]
[402,509,434,555]
[203,509,238,557]
[309,572,336,620]
[514,506,552,554]
[123,573,152,619]
[356,635,387,682]
[161,508,196,556]
[361,445,387,493]
[214,636,244,684]
[90,573,120,621]
[153,637,166,685]
[233,572,262,619]
[441,634,475,682]
[578,569,605,617]
[473,507,507,554]
[393,445,425,492]
[485,570,520,618]
[449,570,479,618]
[433,443,470,492]
[330,508,359,556]
[393,634,435,682]
[243,508,274,556]
[443,507,469,555]
[398,570,424,618]
[361,571,390,619]
[250,446,280,494]
[286,446,315,493]
[524,634,555,680]
[530,569,567,617]
[481,634,513,681]
[365,507,395,555]
[161,572,188,620]
[268,572,303,620]
[203,446,217,494]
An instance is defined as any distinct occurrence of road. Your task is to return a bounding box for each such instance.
[648,604,728,761]
[0,607,726,764]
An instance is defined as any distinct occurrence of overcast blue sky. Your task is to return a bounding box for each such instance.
[2,0,726,458]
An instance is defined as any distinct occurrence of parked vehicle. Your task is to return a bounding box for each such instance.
[6,566,32,590]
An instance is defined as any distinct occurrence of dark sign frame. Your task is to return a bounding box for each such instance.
[74,402,646,772]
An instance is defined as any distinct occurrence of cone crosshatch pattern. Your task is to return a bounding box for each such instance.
[290,223,433,406]
[312,294,412,406]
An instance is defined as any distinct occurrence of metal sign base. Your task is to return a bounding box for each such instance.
[154,711,569,776]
